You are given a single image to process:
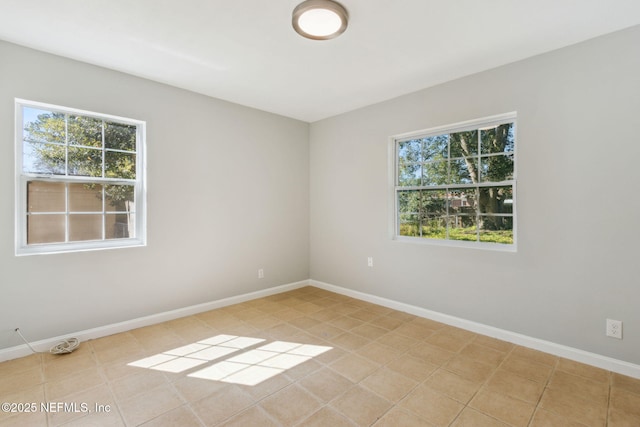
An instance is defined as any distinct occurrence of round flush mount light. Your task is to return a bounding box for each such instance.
[292,0,349,40]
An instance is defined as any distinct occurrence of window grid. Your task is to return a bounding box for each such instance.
[25,181,136,244]
[16,99,145,255]
[393,113,516,248]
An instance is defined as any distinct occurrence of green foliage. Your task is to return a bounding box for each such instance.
[396,122,515,244]
[397,123,514,187]
[478,231,513,244]
[24,110,137,205]
[399,223,513,244]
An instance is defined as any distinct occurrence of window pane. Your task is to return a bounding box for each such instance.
[421,216,446,240]
[27,181,65,213]
[478,186,513,215]
[398,140,421,163]
[27,214,65,244]
[69,183,103,212]
[422,190,447,216]
[448,215,478,242]
[481,123,514,154]
[394,115,515,247]
[448,188,477,241]
[479,216,513,244]
[68,115,102,147]
[69,214,102,241]
[422,135,448,161]
[23,108,65,144]
[23,141,65,174]
[68,146,102,177]
[106,213,135,239]
[105,122,136,151]
[422,161,448,185]
[450,130,478,157]
[105,151,136,179]
[450,158,477,184]
[105,185,135,212]
[398,190,420,214]
[398,162,421,186]
[480,154,514,182]
[448,188,477,213]
[399,214,420,237]
[17,101,145,254]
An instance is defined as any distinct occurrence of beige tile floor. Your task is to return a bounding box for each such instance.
[1,286,639,426]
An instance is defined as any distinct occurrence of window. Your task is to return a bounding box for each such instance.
[391,113,516,249]
[15,99,146,255]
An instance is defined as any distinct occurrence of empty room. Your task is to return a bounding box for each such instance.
[1,1,639,426]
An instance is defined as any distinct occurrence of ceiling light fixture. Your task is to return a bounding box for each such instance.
[292,0,349,40]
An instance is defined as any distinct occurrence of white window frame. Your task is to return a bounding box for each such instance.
[389,112,517,251]
[14,99,147,256]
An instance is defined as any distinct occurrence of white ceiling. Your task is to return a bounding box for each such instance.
[1,1,639,122]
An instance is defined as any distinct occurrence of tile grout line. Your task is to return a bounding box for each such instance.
[4,286,638,427]
[605,370,612,427]
[526,355,560,427]
[291,304,426,426]
[445,337,516,427]
[89,340,130,427]
[347,321,463,425]
[344,310,431,424]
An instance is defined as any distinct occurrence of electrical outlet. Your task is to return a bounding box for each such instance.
[367,257,373,267]
[606,319,622,339]
[258,268,264,279]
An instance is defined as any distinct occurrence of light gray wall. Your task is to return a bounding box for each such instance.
[310,25,640,365]
[2,26,639,366]
[0,41,310,350]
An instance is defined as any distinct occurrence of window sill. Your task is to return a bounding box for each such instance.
[392,235,517,252]
[15,239,146,256]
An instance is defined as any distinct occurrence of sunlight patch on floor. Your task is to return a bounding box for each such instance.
[128,334,332,386]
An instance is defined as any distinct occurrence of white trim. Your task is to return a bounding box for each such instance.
[387,136,398,239]
[4,278,638,379]
[393,112,517,143]
[310,279,640,379]
[390,112,517,251]
[14,98,144,125]
[393,235,518,252]
[0,280,309,363]
[14,102,24,253]
[14,98,147,256]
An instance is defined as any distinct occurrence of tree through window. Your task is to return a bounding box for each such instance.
[16,100,146,255]
[393,113,516,248]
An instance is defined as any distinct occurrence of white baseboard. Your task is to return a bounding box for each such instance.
[4,278,638,380]
[0,280,309,363]
[310,279,640,380]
